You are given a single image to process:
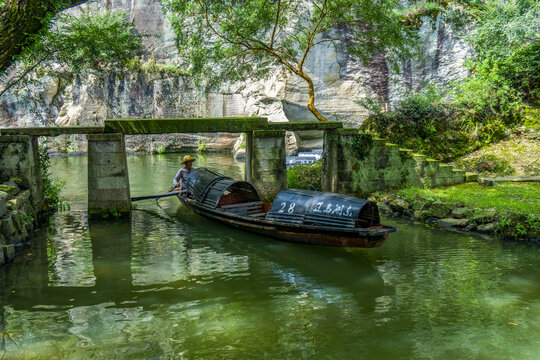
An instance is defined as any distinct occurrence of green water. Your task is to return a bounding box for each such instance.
[1,153,539,359]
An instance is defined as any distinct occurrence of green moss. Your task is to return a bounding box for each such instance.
[0,184,17,197]
[456,154,515,176]
[253,129,285,138]
[105,118,269,134]
[267,121,342,131]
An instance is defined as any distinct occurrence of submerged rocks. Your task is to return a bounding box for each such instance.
[389,198,410,212]
[477,222,498,234]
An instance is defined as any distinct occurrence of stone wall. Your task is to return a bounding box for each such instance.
[0,135,44,267]
[325,129,469,197]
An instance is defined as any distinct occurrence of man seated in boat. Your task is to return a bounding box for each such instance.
[173,155,196,190]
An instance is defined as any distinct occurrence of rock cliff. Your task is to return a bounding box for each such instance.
[0,0,473,152]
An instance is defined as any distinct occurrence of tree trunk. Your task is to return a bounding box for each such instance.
[0,0,87,73]
[300,69,327,121]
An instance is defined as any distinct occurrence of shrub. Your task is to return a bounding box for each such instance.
[198,141,207,152]
[38,144,69,211]
[287,161,322,191]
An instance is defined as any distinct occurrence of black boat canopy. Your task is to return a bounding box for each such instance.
[185,168,260,209]
[266,189,380,229]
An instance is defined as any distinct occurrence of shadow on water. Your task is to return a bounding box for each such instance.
[0,207,386,315]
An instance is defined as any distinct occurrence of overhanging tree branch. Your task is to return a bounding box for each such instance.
[0,0,88,73]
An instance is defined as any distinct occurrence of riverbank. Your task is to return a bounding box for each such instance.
[370,182,540,242]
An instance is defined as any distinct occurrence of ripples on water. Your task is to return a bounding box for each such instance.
[0,153,539,359]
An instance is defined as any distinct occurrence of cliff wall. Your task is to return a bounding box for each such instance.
[0,0,473,152]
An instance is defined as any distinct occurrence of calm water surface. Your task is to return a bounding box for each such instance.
[0,153,538,359]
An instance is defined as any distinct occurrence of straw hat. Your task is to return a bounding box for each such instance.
[181,155,196,164]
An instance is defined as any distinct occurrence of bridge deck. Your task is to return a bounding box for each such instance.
[0,118,344,136]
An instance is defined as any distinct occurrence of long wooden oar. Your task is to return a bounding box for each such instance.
[131,190,184,202]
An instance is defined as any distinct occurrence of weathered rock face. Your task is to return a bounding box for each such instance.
[0,0,473,152]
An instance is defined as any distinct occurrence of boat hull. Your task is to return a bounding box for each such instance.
[179,196,392,248]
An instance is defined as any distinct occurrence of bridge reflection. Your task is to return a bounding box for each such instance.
[0,210,387,313]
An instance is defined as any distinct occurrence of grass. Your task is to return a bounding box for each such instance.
[398,182,540,215]
[396,182,540,239]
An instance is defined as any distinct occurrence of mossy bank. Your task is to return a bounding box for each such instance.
[370,182,540,242]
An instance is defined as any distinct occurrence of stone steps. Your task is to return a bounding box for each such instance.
[331,129,478,196]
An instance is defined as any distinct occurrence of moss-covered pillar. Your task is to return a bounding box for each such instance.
[245,132,253,183]
[251,130,286,202]
[322,129,338,192]
[0,135,44,210]
[87,133,131,217]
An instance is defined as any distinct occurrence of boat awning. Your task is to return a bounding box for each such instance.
[185,168,260,209]
[266,189,380,229]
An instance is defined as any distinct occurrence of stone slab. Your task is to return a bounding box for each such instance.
[1,244,15,261]
[0,191,7,217]
[438,218,470,228]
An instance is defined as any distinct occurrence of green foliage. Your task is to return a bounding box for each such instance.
[360,84,470,161]
[38,144,69,211]
[41,10,144,71]
[464,0,540,61]
[360,1,540,160]
[2,10,145,96]
[163,0,414,120]
[126,58,183,76]
[197,141,207,153]
[287,160,322,191]
[497,40,540,103]
[100,207,122,219]
[361,38,540,160]
[155,145,166,154]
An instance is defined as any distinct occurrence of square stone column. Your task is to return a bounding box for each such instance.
[245,131,253,183]
[87,133,131,217]
[250,130,286,202]
[322,130,338,192]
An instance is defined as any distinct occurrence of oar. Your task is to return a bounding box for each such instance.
[131,190,185,202]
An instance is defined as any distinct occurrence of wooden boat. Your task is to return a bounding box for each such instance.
[178,168,396,247]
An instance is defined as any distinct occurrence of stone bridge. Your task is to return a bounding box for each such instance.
[0,117,473,217]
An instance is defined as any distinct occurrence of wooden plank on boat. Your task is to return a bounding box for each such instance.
[221,201,262,209]
[249,212,267,217]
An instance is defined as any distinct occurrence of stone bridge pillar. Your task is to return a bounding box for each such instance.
[87,133,131,217]
[322,130,338,192]
[250,130,286,202]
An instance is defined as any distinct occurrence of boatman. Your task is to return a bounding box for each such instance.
[173,155,196,190]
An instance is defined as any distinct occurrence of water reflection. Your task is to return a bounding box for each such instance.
[0,207,388,358]
[0,153,538,359]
